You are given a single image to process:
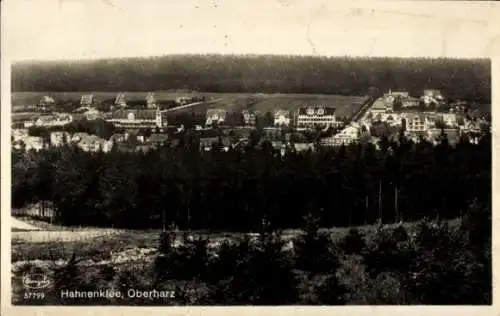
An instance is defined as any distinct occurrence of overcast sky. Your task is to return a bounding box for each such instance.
[3,0,500,61]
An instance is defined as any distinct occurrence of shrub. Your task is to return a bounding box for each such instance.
[294,212,340,273]
[406,247,488,304]
[207,232,299,305]
[158,231,175,255]
[154,234,210,282]
[315,273,347,305]
[363,225,416,278]
[366,272,407,304]
[339,228,366,255]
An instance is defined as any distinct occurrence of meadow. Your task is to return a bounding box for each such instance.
[11,92,368,119]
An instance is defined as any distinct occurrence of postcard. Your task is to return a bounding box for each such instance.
[1,1,499,315]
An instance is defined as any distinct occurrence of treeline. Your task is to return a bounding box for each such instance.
[12,131,491,231]
[12,55,491,103]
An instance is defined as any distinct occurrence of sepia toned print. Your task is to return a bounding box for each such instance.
[2,0,498,313]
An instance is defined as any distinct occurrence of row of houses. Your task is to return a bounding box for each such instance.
[205,106,341,129]
[11,129,114,152]
[37,92,160,109]
[23,114,73,128]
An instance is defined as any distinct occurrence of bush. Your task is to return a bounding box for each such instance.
[294,213,340,273]
[406,247,488,304]
[315,273,347,305]
[339,228,366,255]
[158,231,174,255]
[363,225,416,278]
[460,199,491,259]
[207,232,299,305]
[154,234,210,282]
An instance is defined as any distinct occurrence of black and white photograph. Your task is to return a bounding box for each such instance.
[1,0,498,313]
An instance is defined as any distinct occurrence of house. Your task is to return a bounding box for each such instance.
[50,131,71,147]
[242,110,256,126]
[205,109,228,126]
[274,109,291,126]
[296,106,338,129]
[379,113,403,126]
[402,113,433,133]
[77,135,113,152]
[20,136,44,151]
[107,108,168,130]
[80,94,95,107]
[146,92,156,109]
[11,129,28,142]
[421,89,445,106]
[441,113,458,127]
[83,108,102,120]
[321,124,361,146]
[423,89,444,100]
[39,96,55,106]
[460,118,481,134]
[115,93,127,107]
[402,97,421,108]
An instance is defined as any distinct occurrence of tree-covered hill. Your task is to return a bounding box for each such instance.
[12,55,491,103]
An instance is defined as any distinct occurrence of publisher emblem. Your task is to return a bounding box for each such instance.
[23,274,51,289]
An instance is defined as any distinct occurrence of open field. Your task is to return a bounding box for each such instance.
[12,92,368,118]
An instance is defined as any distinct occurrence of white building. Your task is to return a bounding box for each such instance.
[84,108,102,120]
[146,92,156,109]
[39,96,55,106]
[76,135,113,152]
[441,113,458,127]
[115,93,127,107]
[321,124,361,146]
[242,110,256,126]
[421,89,445,106]
[11,129,29,142]
[80,94,94,107]
[13,136,44,151]
[24,114,73,128]
[205,108,228,126]
[296,106,338,129]
[379,113,403,126]
[274,109,291,126]
[402,113,435,133]
[50,131,71,147]
[107,108,167,130]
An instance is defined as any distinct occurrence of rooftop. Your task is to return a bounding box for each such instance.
[110,109,158,120]
[297,106,336,116]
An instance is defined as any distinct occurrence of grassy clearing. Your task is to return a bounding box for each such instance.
[11,218,461,262]
[10,217,482,305]
[12,92,368,118]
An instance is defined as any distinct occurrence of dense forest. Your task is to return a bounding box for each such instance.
[12,55,491,103]
[12,130,491,231]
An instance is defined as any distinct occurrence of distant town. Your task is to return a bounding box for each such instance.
[11,88,491,155]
